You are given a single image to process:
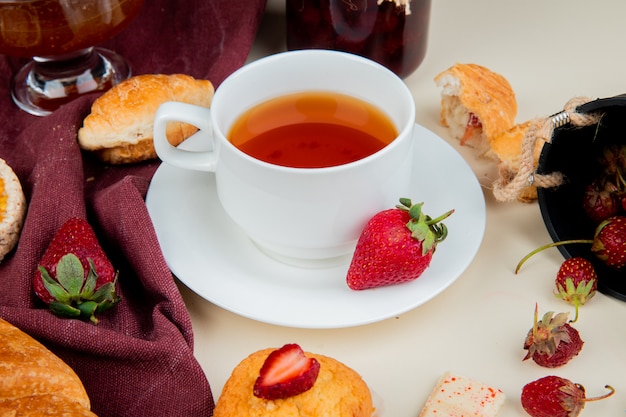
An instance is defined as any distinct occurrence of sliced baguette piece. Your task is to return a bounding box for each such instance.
[78,74,214,164]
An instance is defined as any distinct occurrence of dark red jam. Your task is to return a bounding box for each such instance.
[286,0,431,78]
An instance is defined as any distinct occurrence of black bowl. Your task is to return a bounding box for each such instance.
[537,95,626,302]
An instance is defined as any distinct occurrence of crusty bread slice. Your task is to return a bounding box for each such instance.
[78,74,214,164]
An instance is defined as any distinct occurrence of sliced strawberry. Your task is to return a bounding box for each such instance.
[253,343,320,400]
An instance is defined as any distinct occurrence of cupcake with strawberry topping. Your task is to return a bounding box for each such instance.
[213,344,375,417]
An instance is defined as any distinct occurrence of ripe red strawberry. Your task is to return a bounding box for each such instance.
[253,343,320,400]
[346,198,453,290]
[516,215,626,272]
[34,217,120,324]
[523,304,583,368]
[582,181,618,224]
[521,375,615,417]
[591,216,626,268]
[554,257,597,323]
[598,144,626,186]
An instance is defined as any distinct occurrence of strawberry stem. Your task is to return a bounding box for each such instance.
[584,385,615,402]
[571,297,580,323]
[426,209,455,226]
[616,169,626,191]
[515,239,594,274]
[396,199,454,255]
[531,303,539,337]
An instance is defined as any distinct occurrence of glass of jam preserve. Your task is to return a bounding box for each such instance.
[286,0,431,79]
[0,0,145,116]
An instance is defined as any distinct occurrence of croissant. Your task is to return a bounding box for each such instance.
[0,318,97,416]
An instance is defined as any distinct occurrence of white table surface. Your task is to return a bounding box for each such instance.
[181,1,626,415]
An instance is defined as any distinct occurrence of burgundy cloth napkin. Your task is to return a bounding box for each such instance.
[0,0,266,416]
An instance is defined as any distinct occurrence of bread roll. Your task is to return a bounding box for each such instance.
[0,318,97,416]
[214,347,375,417]
[78,74,214,164]
[0,158,26,262]
[434,63,517,156]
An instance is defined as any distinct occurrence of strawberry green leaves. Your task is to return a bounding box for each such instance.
[38,253,120,324]
[34,218,120,324]
[554,258,597,323]
[398,198,451,256]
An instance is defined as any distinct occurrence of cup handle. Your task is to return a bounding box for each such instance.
[153,101,217,172]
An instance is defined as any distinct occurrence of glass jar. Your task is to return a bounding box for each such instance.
[286,0,431,79]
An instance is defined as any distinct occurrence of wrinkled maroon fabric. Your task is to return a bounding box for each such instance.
[0,0,266,416]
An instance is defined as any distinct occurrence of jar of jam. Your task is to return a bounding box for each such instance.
[286,0,431,78]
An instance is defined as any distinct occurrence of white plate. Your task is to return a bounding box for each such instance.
[146,124,486,328]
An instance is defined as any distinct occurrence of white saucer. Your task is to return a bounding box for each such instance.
[145,124,486,329]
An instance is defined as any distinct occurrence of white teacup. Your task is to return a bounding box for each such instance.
[153,50,415,266]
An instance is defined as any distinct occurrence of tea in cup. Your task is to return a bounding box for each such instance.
[229,91,398,168]
[153,50,416,265]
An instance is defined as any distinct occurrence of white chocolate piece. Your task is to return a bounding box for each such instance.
[419,372,505,417]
